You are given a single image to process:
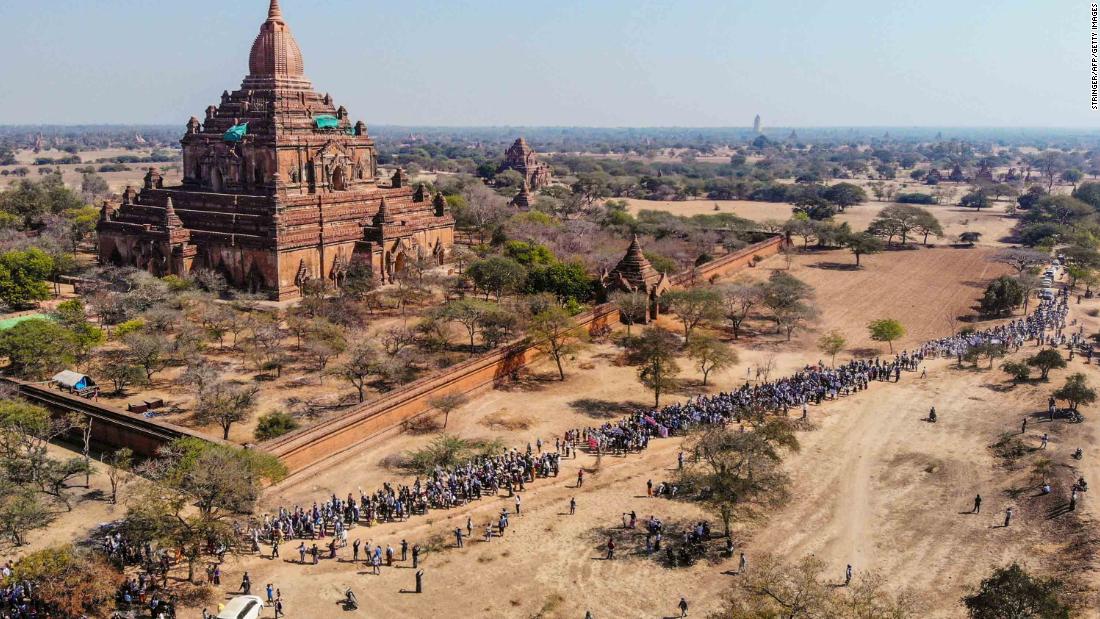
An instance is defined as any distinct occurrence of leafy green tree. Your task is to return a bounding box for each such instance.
[467,256,527,300]
[1071,181,1100,209]
[503,240,556,266]
[525,261,594,304]
[1027,349,1066,381]
[0,174,83,229]
[0,319,80,380]
[979,276,1025,317]
[687,334,738,386]
[962,563,1069,619]
[680,419,798,540]
[817,330,847,366]
[1001,361,1031,384]
[0,248,54,309]
[960,189,990,211]
[665,288,723,345]
[959,231,982,246]
[868,318,905,353]
[844,232,883,266]
[822,182,866,210]
[1053,373,1096,411]
[254,411,300,441]
[627,326,681,407]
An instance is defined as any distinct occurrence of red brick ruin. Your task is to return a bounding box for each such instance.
[97,0,454,299]
[499,137,553,190]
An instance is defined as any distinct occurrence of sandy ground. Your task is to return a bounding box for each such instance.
[622,197,1017,246]
[153,246,1099,619]
[1,148,182,193]
[25,247,1100,617]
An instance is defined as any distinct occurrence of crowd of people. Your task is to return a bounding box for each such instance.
[237,294,1072,569]
[1,285,1071,619]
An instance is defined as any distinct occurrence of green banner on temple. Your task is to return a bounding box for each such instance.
[223,123,249,142]
[314,115,340,129]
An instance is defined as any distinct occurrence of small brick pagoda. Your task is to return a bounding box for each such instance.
[601,234,671,323]
[511,183,534,209]
[97,0,454,298]
[498,138,553,190]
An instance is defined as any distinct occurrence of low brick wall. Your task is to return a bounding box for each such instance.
[263,236,783,474]
[1,378,225,457]
[6,236,781,471]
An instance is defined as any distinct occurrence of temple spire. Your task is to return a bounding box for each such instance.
[268,0,284,22]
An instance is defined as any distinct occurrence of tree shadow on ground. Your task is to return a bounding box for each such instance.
[808,261,861,272]
[848,347,880,359]
[494,371,556,393]
[569,398,648,419]
[580,520,733,569]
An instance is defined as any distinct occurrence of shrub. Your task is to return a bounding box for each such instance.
[113,318,146,338]
[895,192,936,205]
[253,411,299,441]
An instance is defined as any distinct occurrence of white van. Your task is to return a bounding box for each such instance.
[217,596,264,619]
[1039,289,1055,301]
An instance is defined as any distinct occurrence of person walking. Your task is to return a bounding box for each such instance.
[415,570,424,594]
[270,539,279,560]
[844,564,852,586]
[240,571,251,595]
[577,469,584,487]
[606,537,615,560]
[678,596,689,618]
[274,598,284,618]
[455,527,464,548]
[972,494,982,514]
[647,479,653,496]
[265,583,274,605]
[1021,418,1027,434]
[1040,433,1049,449]
[412,543,421,568]
[739,552,747,574]
[1004,507,1014,527]
[298,543,306,564]
[352,539,361,563]
[515,494,522,515]
[569,497,576,515]
[401,539,408,562]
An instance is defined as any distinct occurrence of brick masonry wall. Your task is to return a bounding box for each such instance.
[11,237,781,470]
[265,235,782,474]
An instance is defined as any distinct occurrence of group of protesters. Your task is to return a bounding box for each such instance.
[3,281,1066,619]
[232,292,1073,582]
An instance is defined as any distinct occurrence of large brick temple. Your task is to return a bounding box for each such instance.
[97,0,454,299]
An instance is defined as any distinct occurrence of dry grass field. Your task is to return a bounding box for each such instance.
[622,197,1018,247]
[0,147,182,193]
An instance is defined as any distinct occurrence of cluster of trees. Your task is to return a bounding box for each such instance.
[0,399,97,547]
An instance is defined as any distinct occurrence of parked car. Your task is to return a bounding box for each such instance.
[217,596,264,619]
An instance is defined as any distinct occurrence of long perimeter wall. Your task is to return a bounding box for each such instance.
[6,236,781,471]
[263,235,782,474]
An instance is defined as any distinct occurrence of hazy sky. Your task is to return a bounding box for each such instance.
[0,0,1092,127]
